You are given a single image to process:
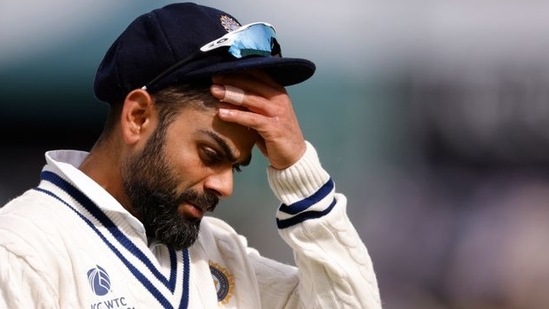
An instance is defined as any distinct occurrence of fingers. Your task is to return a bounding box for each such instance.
[220,85,245,105]
[213,72,286,99]
[209,72,293,129]
[211,85,270,117]
[216,108,262,130]
[210,74,283,116]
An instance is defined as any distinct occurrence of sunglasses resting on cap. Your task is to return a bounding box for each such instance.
[142,22,281,91]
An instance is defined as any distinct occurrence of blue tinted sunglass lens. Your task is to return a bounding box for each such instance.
[200,23,278,57]
[227,24,277,58]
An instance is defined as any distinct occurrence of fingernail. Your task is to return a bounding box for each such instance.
[211,84,225,96]
[218,108,230,116]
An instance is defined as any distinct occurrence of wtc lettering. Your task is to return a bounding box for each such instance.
[90,297,130,309]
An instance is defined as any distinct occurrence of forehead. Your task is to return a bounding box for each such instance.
[169,103,258,154]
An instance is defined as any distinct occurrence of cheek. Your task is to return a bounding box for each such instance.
[164,144,207,184]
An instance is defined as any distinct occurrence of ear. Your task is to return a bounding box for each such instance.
[120,89,155,145]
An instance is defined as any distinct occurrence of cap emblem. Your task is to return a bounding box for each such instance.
[220,15,241,32]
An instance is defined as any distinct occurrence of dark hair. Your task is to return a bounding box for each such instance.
[94,82,216,148]
[151,82,217,129]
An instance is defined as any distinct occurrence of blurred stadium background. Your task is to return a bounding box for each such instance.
[2,1,549,308]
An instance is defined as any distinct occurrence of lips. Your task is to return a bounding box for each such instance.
[180,202,205,219]
[175,191,218,219]
[180,198,218,219]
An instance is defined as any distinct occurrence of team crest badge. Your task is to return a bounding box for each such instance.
[220,15,241,32]
[209,261,235,304]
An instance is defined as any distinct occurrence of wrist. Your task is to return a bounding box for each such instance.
[267,141,330,205]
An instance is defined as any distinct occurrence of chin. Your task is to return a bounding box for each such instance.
[151,218,201,250]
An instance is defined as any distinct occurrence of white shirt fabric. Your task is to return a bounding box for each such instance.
[0,142,381,308]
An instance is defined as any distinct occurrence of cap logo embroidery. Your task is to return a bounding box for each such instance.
[220,15,241,32]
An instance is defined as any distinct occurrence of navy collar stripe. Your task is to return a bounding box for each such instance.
[35,171,191,308]
[33,187,174,308]
[40,171,177,290]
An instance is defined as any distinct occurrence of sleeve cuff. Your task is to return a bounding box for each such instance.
[267,141,331,206]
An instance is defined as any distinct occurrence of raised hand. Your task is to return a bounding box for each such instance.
[211,71,306,170]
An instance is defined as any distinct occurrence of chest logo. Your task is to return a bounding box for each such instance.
[209,261,235,304]
[87,265,111,296]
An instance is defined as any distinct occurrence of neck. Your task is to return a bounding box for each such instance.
[79,140,131,213]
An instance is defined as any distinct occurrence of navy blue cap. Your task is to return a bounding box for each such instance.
[94,2,316,104]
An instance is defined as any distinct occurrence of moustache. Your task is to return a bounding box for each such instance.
[177,189,219,213]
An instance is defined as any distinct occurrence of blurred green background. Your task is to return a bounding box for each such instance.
[2,1,549,308]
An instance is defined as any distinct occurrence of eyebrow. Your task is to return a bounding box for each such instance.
[199,130,252,167]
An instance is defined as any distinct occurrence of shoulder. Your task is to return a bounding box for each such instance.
[200,216,241,241]
[0,189,76,262]
[1,188,69,231]
[2,187,58,214]
[196,216,250,250]
[1,189,54,232]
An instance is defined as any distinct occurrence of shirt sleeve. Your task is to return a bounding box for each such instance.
[264,141,382,309]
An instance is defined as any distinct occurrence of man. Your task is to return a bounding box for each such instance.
[0,3,381,308]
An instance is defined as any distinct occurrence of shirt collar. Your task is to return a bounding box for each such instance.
[42,149,145,235]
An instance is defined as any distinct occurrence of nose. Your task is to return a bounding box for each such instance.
[204,167,234,198]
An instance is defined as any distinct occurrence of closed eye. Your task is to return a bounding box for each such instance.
[201,146,247,173]
[201,146,223,165]
[198,130,252,173]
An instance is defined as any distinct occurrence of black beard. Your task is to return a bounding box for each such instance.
[121,125,219,250]
[130,185,218,250]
